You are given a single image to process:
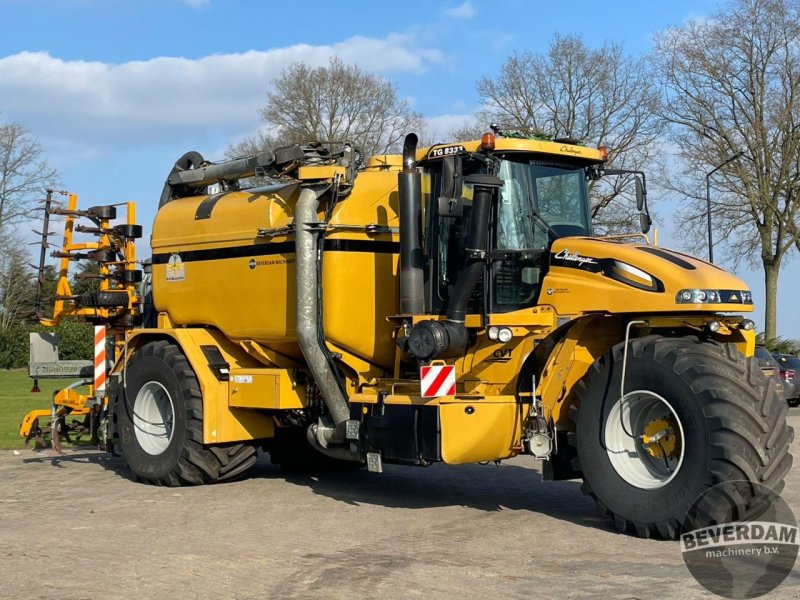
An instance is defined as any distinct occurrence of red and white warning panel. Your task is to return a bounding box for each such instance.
[94,325,106,397]
[420,364,456,398]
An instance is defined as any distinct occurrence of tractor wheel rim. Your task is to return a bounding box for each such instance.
[603,390,685,490]
[133,381,175,455]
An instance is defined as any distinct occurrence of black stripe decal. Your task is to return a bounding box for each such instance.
[637,246,697,270]
[152,238,398,264]
[194,192,233,220]
[324,239,399,254]
[152,241,294,264]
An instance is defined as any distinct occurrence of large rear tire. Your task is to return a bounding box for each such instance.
[571,335,793,539]
[117,340,258,486]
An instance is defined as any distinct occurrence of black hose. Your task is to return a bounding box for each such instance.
[158,151,205,208]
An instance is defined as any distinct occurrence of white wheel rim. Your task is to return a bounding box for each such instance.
[603,390,685,490]
[133,381,175,455]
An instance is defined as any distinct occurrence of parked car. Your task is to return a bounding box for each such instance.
[773,353,800,407]
[755,346,787,404]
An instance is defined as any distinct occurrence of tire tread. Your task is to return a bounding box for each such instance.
[570,335,793,539]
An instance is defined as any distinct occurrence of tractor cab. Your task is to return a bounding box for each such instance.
[417,131,608,317]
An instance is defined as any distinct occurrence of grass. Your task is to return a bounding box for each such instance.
[0,369,83,449]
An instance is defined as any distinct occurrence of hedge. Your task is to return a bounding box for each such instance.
[0,320,92,369]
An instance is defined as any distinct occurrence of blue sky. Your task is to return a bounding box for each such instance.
[1,0,797,337]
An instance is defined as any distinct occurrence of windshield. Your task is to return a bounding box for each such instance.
[496,159,591,253]
[491,158,591,311]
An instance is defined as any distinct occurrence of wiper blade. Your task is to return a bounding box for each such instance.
[527,209,559,240]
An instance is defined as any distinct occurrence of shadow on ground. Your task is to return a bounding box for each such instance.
[250,454,616,535]
[22,444,136,481]
[19,446,617,535]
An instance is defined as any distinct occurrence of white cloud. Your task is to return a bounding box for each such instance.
[424,112,478,141]
[443,2,475,19]
[0,35,443,152]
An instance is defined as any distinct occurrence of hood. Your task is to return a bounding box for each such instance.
[540,238,753,315]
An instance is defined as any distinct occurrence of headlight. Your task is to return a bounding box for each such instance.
[675,289,753,304]
[497,327,513,343]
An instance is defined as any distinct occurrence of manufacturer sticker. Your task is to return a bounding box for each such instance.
[233,375,253,384]
[166,253,185,281]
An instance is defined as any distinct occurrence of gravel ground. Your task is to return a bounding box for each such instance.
[1,409,799,600]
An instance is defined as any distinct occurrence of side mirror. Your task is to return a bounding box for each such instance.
[441,155,463,199]
[635,177,644,211]
[639,212,652,234]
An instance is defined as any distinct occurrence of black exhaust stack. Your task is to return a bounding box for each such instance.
[398,133,424,315]
[446,174,503,323]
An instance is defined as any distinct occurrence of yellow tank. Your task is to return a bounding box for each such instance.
[151,166,402,370]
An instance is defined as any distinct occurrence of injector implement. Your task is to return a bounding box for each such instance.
[36,131,792,538]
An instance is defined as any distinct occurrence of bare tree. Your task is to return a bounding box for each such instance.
[654,0,800,338]
[0,119,59,227]
[449,121,486,144]
[462,35,664,232]
[225,131,281,160]
[236,57,423,159]
[0,232,35,330]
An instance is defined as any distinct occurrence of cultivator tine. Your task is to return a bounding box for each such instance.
[23,418,47,449]
[50,207,89,218]
[74,224,107,236]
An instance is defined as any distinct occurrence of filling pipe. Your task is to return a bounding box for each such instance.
[294,185,359,459]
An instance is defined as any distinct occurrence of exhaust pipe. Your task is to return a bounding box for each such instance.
[398,133,424,315]
[294,185,359,460]
[446,174,502,323]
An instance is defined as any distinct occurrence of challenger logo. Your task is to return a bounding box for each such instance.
[559,145,582,155]
[553,249,598,266]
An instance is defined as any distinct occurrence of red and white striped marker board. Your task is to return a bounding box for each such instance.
[420,364,456,398]
[94,325,106,396]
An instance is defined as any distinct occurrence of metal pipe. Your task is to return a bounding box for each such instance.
[306,425,361,462]
[446,174,502,323]
[167,151,276,189]
[34,190,53,321]
[294,185,354,451]
[398,133,424,314]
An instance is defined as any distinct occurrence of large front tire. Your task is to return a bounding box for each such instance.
[572,335,793,539]
[117,340,258,486]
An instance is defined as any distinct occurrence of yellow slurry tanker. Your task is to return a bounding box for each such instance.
[38,129,792,538]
